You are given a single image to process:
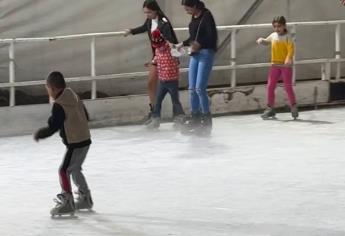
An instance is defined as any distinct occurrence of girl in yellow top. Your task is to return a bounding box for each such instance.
[257,16,298,120]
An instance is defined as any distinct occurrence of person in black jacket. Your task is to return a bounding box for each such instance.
[176,0,218,135]
[34,72,93,216]
[124,0,179,124]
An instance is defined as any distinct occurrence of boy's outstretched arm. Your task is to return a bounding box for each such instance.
[34,103,65,142]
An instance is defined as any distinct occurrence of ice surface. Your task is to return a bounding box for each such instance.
[1,108,345,236]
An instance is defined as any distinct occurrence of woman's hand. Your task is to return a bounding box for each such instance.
[190,41,201,53]
[123,29,131,37]
[169,42,183,50]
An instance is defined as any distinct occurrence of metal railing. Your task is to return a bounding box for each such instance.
[0,20,344,107]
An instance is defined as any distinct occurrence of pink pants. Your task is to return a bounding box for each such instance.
[267,66,296,107]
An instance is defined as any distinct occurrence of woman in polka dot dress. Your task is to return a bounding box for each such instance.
[146,29,185,129]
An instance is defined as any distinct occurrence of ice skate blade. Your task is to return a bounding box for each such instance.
[51,212,77,219]
[76,208,96,214]
[261,116,277,121]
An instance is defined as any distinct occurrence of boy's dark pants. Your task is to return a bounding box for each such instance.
[59,145,90,194]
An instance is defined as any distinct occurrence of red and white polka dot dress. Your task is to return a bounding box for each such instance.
[153,42,180,82]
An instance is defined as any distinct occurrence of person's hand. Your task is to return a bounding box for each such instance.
[144,60,156,67]
[285,58,293,65]
[340,0,345,6]
[123,29,131,37]
[175,42,184,50]
[190,41,201,53]
[256,38,265,45]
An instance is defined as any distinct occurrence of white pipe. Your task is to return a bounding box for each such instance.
[231,29,237,88]
[91,37,97,100]
[0,20,344,44]
[335,24,341,80]
[9,42,15,107]
[0,59,344,89]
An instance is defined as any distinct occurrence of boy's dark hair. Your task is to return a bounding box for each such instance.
[47,71,66,89]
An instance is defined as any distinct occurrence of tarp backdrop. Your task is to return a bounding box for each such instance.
[0,0,344,97]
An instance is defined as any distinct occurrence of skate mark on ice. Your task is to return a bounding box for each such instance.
[79,212,148,236]
[271,118,334,125]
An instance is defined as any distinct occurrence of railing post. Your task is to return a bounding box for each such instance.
[335,23,341,80]
[321,62,331,81]
[291,25,297,84]
[90,37,97,100]
[230,29,237,88]
[9,41,16,107]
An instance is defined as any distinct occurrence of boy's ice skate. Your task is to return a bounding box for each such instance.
[291,104,299,120]
[75,190,93,211]
[261,107,276,120]
[50,192,75,217]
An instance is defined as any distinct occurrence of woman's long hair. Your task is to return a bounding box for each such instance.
[143,0,178,43]
[143,0,167,19]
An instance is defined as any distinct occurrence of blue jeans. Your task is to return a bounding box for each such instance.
[188,49,215,114]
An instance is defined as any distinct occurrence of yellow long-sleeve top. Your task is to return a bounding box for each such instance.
[266,32,294,65]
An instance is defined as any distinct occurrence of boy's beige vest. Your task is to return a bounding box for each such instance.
[55,88,90,144]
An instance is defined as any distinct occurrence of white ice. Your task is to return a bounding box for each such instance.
[1,108,345,236]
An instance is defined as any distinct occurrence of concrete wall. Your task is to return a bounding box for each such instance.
[0,80,330,137]
[0,0,344,98]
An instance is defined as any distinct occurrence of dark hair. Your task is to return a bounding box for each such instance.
[181,0,205,9]
[272,16,288,33]
[47,71,66,89]
[143,0,166,19]
[272,16,287,25]
[143,0,178,43]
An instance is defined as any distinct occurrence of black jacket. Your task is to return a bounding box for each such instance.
[131,16,178,56]
[183,9,218,51]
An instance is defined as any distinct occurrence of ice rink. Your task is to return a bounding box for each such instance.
[1,107,345,236]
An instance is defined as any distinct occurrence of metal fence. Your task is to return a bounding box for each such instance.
[0,20,344,107]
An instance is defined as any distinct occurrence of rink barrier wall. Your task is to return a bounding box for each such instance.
[0,20,344,107]
[0,80,330,137]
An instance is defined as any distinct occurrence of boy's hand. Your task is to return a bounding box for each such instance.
[341,0,345,6]
[33,131,41,142]
[33,128,48,142]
